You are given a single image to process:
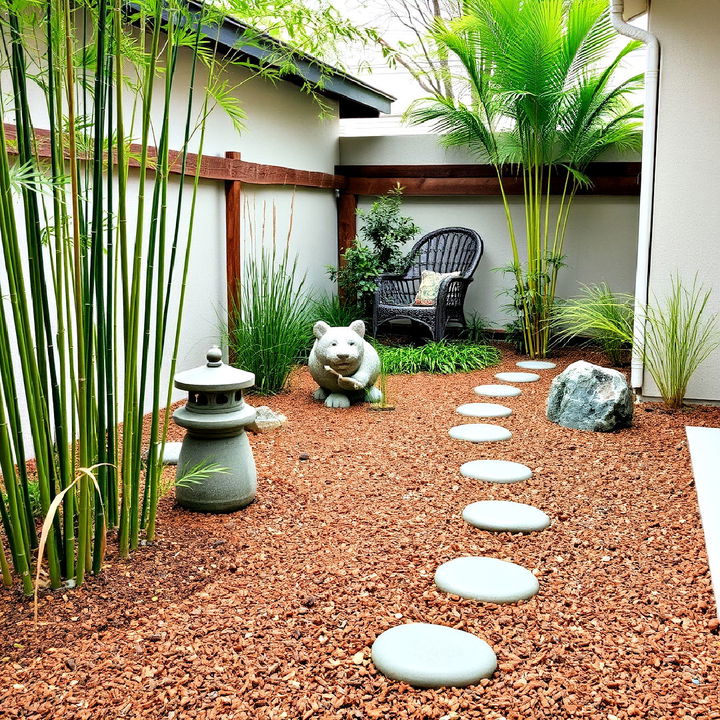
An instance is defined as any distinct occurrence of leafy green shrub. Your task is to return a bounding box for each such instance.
[644,276,719,409]
[553,283,634,365]
[374,341,500,375]
[328,185,419,312]
[310,293,367,327]
[462,312,490,344]
[227,244,311,395]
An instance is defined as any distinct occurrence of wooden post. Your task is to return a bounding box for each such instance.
[337,190,357,268]
[225,151,242,358]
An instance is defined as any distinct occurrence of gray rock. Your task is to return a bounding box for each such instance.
[546,360,633,432]
[308,320,380,408]
[371,623,497,687]
[246,406,287,434]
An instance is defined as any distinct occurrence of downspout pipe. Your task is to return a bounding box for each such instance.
[609,0,660,391]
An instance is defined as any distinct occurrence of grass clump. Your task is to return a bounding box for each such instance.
[644,276,719,409]
[374,341,500,375]
[310,293,366,327]
[227,240,311,395]
[553,283,634,365]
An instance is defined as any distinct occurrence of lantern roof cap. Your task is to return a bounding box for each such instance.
[174,346,255,392]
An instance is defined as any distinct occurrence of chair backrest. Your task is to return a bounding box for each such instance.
[405,227,483,279]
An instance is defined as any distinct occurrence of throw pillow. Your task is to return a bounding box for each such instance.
[413,270,460,306]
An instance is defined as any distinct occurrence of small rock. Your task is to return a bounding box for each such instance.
[299,453,310,461]
[352,651,365,664]
[247,406,287,434]
[547,360,633,432]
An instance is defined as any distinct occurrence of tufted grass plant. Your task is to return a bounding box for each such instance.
[226,204,312,395]
[644,276,719,409]
[374,341,500,375]
[553,283,634,365]
[310,293,367,328]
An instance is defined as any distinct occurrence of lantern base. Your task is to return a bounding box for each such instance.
[175,433,257,513]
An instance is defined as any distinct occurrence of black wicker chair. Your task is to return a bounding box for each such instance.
[372,227,483,341]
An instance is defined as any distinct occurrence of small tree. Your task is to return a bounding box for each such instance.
[329,186,419,315]
[409,0,644,357]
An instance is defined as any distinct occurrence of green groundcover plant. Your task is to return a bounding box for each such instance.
[374,340,500,375]
[409,0,644,358]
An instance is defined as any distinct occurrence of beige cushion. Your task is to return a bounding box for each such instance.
[413,270,460,306]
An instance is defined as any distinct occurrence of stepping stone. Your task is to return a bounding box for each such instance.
[371,623,497,688]
[494,371,540,383]
[435,557,539,603]
[516,360,556,370]
[474,384,521,398]
[456,403,512,419]
[158,442,182,465]
[462,500,550,533]
[460,459,532,484]
[449,424,511,443]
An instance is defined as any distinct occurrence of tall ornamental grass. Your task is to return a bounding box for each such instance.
[644,276,719,409]
[226,205,312,395]
[0,0,368,596]
[409,0,644,358]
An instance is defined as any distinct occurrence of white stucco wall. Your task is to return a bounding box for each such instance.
[342,134,640,329]
[645,0,720,402]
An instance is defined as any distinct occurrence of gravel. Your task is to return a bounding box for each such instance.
[1,345,719,719]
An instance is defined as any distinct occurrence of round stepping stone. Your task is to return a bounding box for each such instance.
[494,371,540,383]
[435,557,539,603]
[449,424,511,443]
[516,360,556,370]
[460,459,532,484]
[456,403,512,418]
[371,623,497,688]
[462,500,550,533]
[474,384,521,398]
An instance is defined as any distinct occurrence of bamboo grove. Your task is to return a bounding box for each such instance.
[0,0,365,596]
[410,0,645,357]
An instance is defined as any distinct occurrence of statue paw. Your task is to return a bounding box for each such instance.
[313,387,328,401]
[325,393,350,408]
[365,386,382,403]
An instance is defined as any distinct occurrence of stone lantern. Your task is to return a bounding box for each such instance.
[173,346,257,512]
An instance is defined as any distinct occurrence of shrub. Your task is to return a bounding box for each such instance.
[328,185,419,312]
[227,243,311,395]
[553,283,634,365]
[374,341,500,375]
[644,276,719,409]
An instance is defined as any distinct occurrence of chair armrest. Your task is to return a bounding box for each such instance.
[437,275,472,305]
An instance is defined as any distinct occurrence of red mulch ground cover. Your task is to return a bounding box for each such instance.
[1,346,719,720]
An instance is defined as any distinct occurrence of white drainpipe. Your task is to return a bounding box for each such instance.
[609,0,660,391]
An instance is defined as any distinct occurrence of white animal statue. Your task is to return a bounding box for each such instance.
[309,320,382,408]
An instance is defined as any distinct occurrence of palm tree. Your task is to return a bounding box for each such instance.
[408,0,644,357]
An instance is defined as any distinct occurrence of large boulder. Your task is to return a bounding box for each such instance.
[547,360,633,432]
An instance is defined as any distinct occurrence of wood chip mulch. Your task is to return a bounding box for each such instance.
[1,346,719,720]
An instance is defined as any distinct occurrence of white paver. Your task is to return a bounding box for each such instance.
[449,424,512,443]
[371,623,497,688]
[462,500,550,533]
[435,556,539,603]
[516,360,557,370]
[686,426,720,618]
[495,372,540,383]
[460,459,532,483]
[456,403,512,419]
[474,384,522,398]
